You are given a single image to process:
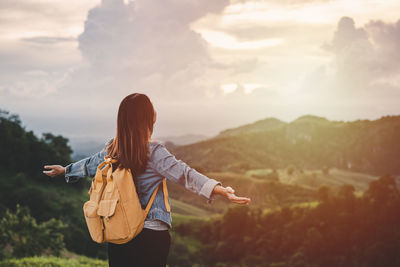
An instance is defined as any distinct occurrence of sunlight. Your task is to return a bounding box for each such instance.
[243,83,262,94]
[198,29,283,50]
[221,83,238,95]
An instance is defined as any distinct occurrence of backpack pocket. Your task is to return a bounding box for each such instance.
[97,198,130,241]
[83,200,104,243]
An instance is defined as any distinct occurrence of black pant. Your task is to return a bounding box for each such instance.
[107,228,171,267]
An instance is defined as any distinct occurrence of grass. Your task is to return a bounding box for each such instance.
[0,255,107,267]
[245,168,274,178]
[291,200,320,209]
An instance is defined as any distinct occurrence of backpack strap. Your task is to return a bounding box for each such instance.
[144,185,159,216]
[162,179,171,212]
[94,156,117,192]
[144,179,171,216]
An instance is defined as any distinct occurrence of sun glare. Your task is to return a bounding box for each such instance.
[243,83,262,94]
[221,83,238,95]
[198,29,283,50]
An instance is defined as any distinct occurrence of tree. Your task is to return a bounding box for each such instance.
[42,133,73,165]
[317,186,331,203]
[364,174,399,204]
[0,204,65,259]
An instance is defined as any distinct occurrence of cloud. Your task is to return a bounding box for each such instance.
[324,17,368,51]
[62,0,232,102]
[304,16,400,103]
[0,0,97,40]
[2,0,399,142]
[24,0,237,139]
[197,29,283,50]
[0,0,93,103]
[365,19,400,73]
[79,0,213,74]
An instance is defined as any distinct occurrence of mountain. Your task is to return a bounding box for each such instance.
[218,117,286,137]
[170,115,400,176]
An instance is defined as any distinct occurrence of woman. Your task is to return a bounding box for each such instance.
[43,93,251,267]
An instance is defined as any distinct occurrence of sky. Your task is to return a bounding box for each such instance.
[0,0,400,145]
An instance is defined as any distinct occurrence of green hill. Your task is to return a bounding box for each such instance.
[171,115,400,176]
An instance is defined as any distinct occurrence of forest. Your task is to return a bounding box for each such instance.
[0,109,399,266]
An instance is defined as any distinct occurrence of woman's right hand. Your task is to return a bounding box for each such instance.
[43,165,66,178]
[212,185,251,204]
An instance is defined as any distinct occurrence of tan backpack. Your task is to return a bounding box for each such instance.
[83,155,171,244]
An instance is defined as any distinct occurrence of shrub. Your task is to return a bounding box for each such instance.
[0,204,65,259]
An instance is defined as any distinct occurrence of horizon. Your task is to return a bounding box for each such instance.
[6,109,398,154]
[3,108,399,146]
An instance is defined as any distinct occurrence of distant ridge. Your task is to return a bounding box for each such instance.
[218,117,285,137]
[155,133,209,146]
[171,114,400,176]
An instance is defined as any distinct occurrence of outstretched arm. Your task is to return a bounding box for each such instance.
[43,139,113,183]
[150,142,250,205]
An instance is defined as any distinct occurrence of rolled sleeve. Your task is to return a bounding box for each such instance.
[199,178,221,201]
[65,163,80,183]
[64,155,94,183]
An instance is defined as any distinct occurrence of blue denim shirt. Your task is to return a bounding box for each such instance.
[65,139,221,229]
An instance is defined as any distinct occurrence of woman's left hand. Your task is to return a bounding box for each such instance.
[212,185,251,205]
[43,165,66,178]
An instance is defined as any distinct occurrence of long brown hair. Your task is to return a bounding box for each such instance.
[106,93,155,176]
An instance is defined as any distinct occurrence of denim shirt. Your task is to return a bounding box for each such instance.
[65,139,221,229]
